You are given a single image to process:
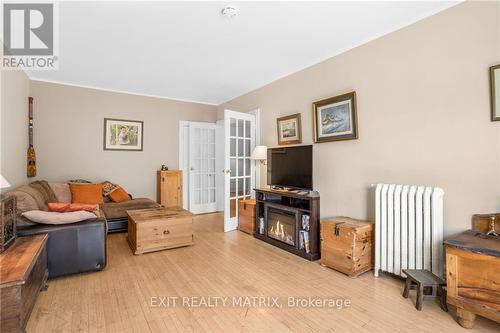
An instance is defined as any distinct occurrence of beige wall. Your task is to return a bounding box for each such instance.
[29,81,217,199]
[0,69,31,189]
[219,1,500,236]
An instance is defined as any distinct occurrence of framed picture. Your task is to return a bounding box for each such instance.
[490,64,500,121]
[313,91,358,143]
[277,113,302,145]
[103,118,143,151]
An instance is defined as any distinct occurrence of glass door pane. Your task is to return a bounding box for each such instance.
[189,123,217,214]
[224,110,256,232]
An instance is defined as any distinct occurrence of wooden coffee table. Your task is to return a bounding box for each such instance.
[127,207,194,255]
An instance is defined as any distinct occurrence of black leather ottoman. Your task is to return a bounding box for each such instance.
[17,218,107,278]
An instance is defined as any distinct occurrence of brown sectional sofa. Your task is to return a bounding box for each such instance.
[7,180,160,232]
[6,180,160,277]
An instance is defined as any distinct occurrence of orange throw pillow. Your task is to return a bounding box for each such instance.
[70,184,104,205]
[48,202,97,212]
[108,186,130,203]
[48,202,70,212]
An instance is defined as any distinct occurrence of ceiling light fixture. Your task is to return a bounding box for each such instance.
[221,5,238,18]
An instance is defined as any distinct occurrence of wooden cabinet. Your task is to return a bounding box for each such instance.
[157,170,182,208]
[238,199,256,234]
[0,234,48,333]
[444,230,500,328]
[127,207,193,255]
[320,217,374,277]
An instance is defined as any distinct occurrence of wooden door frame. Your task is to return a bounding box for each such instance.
[247,108,261,195]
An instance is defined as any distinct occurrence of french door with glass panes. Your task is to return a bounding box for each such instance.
[189,122,217,214]
[224,110,255,232]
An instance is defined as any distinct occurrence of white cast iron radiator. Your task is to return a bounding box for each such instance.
[374,184,444,278]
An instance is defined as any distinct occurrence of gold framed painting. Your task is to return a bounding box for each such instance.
[490,64,500,121]
[313,91,358,143]
[103,118,144,151]
[277,113,302,145]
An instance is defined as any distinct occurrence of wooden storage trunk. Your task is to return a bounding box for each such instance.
[0,235,48,333]
[444,231,500,328]
[127,208,193,255]
[320,217,374,277]
[238,199,256,234]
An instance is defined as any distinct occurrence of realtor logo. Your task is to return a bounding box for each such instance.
[2,2,58,69]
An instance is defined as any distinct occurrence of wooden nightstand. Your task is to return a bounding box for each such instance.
[0,234,48,333]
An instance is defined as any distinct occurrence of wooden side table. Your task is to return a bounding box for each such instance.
[0,234,48,333]
[444,230,500,328]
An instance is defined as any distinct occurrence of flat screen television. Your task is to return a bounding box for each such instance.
[267,145,313,190]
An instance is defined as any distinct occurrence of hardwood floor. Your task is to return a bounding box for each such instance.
[27,213,498,332]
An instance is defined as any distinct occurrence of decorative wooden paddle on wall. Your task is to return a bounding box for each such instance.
[27,97,36,177]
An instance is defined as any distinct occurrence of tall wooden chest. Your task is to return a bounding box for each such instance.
[157,170,183,208]
[238,199,256,234]
[320,217,374,277]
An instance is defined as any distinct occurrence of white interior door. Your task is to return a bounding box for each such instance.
[215,120,225,212]
[189,122,217,214]
[224,110,255,232]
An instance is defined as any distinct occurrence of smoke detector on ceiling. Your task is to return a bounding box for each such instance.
[221,5,238,18]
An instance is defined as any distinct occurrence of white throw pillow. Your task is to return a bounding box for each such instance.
[22,210,96,224]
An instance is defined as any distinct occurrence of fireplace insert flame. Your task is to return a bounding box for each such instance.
[267,208,296,246]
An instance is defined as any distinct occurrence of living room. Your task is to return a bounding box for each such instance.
[1,1,499,332]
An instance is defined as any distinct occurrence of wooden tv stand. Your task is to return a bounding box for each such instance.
[254,188,320,261]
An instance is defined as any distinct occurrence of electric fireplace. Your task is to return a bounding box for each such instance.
[267,208,296,246]
[254,188,320,261]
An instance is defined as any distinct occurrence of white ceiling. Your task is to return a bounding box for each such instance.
[27,1,460,105]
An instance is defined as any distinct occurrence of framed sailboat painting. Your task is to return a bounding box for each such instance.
[313,91,358,143]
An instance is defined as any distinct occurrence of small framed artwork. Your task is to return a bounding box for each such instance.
[103,118,143,151]
[490,64,500,121]
[277,113,302,145]
[313,91,358,143]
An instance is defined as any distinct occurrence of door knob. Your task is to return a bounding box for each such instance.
[190,167,195,171]
[223,169,231,174]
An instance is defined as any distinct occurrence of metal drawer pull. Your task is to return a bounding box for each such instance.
[334,222,345,236]
[163,230,170,235]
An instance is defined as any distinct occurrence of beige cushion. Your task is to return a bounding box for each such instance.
[15,185,47,211]
[22,210,97,224]
[48,182,72,203]
[29,180,58,203]
[4,188,39,214]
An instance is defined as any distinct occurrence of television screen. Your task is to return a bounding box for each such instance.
[267,145,313,190]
